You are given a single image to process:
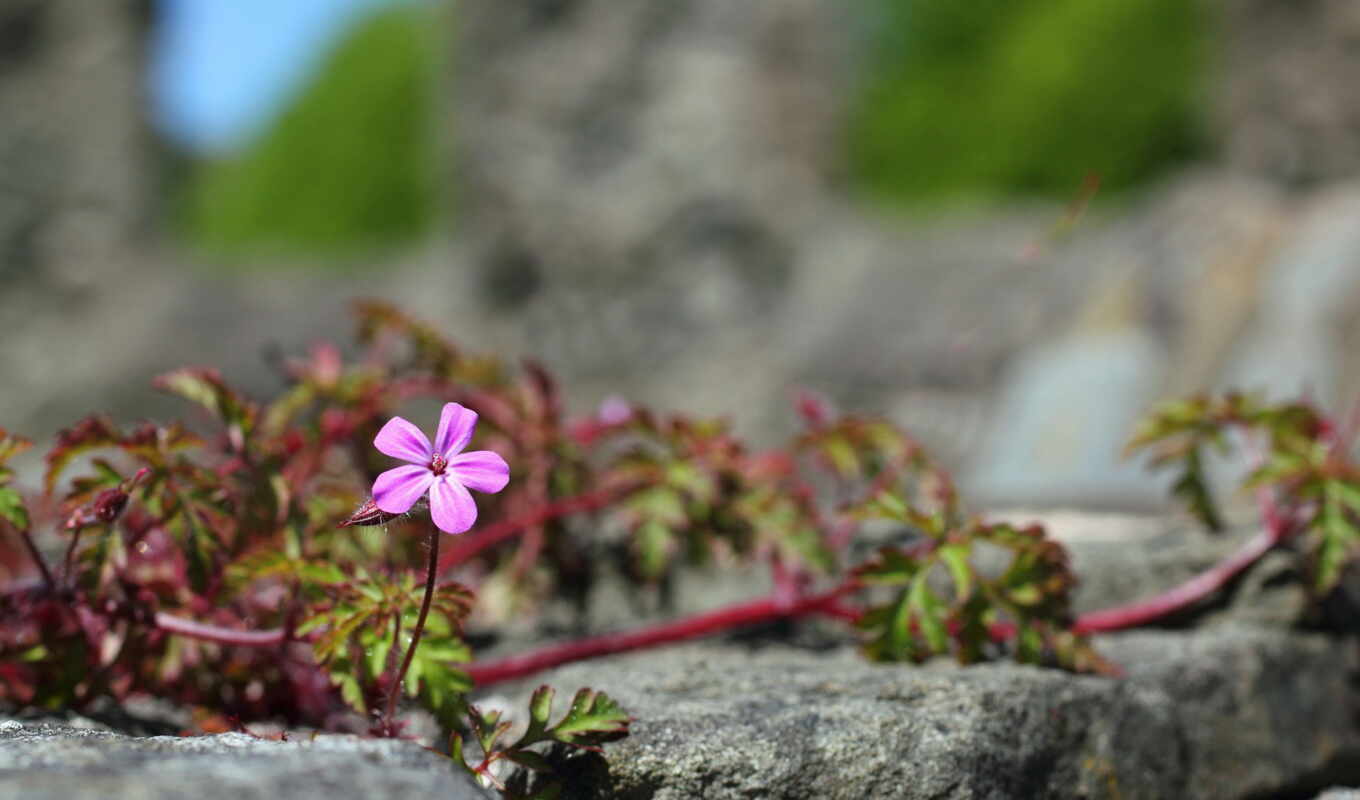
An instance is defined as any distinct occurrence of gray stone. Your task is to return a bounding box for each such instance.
[0,719,492,800]
[1102,626,1360,798]
[517,626,1360,799]
[967,329,1167,508]
[1221,185,1360,410]
[450,0,849,382]
[0,0,149,282]
[1215,0,1360,183]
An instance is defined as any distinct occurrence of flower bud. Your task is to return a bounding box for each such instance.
[340,497,404,528]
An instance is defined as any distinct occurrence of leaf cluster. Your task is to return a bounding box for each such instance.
[853,492,1108,673]
[0,299,1123,796]
[450,685,630,798]
[296,565,473,719]
[1129,391,1360,595]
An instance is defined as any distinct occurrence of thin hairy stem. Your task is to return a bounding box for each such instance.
[384,522,441,731]
[12,524,55,590]
[61,528,86,583]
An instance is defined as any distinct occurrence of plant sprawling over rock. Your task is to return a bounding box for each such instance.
[1,302,1356,795]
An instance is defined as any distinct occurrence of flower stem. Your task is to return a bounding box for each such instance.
[11,524,55,590]
[463,580,859,687]
[61,528,85,583]
[384,522,441,732]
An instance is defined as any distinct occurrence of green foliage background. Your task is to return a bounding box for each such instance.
[179,0,1209,251]
[182,6,439,254]
[850,0,1208,204]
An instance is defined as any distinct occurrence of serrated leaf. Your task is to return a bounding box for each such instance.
[1331,479,1360,514]
[449,731,468,771]
[45,416,121,492]
[503,748,553,772]
[866,490,908,521]
[367,623,397,681]
[1171,448,1223,532]
[0,429,32,465]
[529,685,554,728]
[335,670,366,714]
[821,437,860,478]
[1315,481,1360,593]
[856,547,920,584]
[908,575,948,654]
[634,519,676,580]
[548,689,630,747]
[937,543,973,598]
[297,562,348,585]
[153,368,256,440]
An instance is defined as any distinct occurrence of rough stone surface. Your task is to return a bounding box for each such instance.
[0,0,149,281]
[8,4,1360,512]
[0,720,492,800]
[517,626,1360,799]
[1215,0,1360,183]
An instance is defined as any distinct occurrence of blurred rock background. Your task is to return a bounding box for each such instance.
[2,0,1359,509]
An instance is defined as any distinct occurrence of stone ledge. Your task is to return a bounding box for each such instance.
[513,625,1359,799]
[0,720,491,800]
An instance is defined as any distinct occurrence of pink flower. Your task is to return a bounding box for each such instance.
[371,402,510,534]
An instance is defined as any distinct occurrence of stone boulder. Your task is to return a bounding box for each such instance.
[0,719,491,800]
[513,626,1359,799]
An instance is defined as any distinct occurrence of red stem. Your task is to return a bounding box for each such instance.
[153,612,292,647]
[1069,526,1277,634]
[463,580,860,687]
[1069,487,1291,634]
[11,524,55,590]
[437,482,640,574]
[149,490,1297,686]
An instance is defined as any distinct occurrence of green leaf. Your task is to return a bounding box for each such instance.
[170,493,216,593]
[908,574,948,654]
[502,749,552,772]
[548,688,630,748]
[153,368,256,445]
[335,670,366,714]
[856,547,920,584]
[297,562,348,586]
[528,685,554,732]
[1315,480,1360,593]
[634,519,676,581]
[937,542,973,598]
[1171,447,1223,532]
[1331,480,1360,514]
[0,487,30,531]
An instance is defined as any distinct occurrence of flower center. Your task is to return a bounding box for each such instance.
[429,453,448,475]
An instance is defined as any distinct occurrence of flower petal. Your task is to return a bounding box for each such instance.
[374,416,433,464]
[434,402,478,458]
[449,450,510,494]
[372,465,434,514]
[429,475,477,534]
